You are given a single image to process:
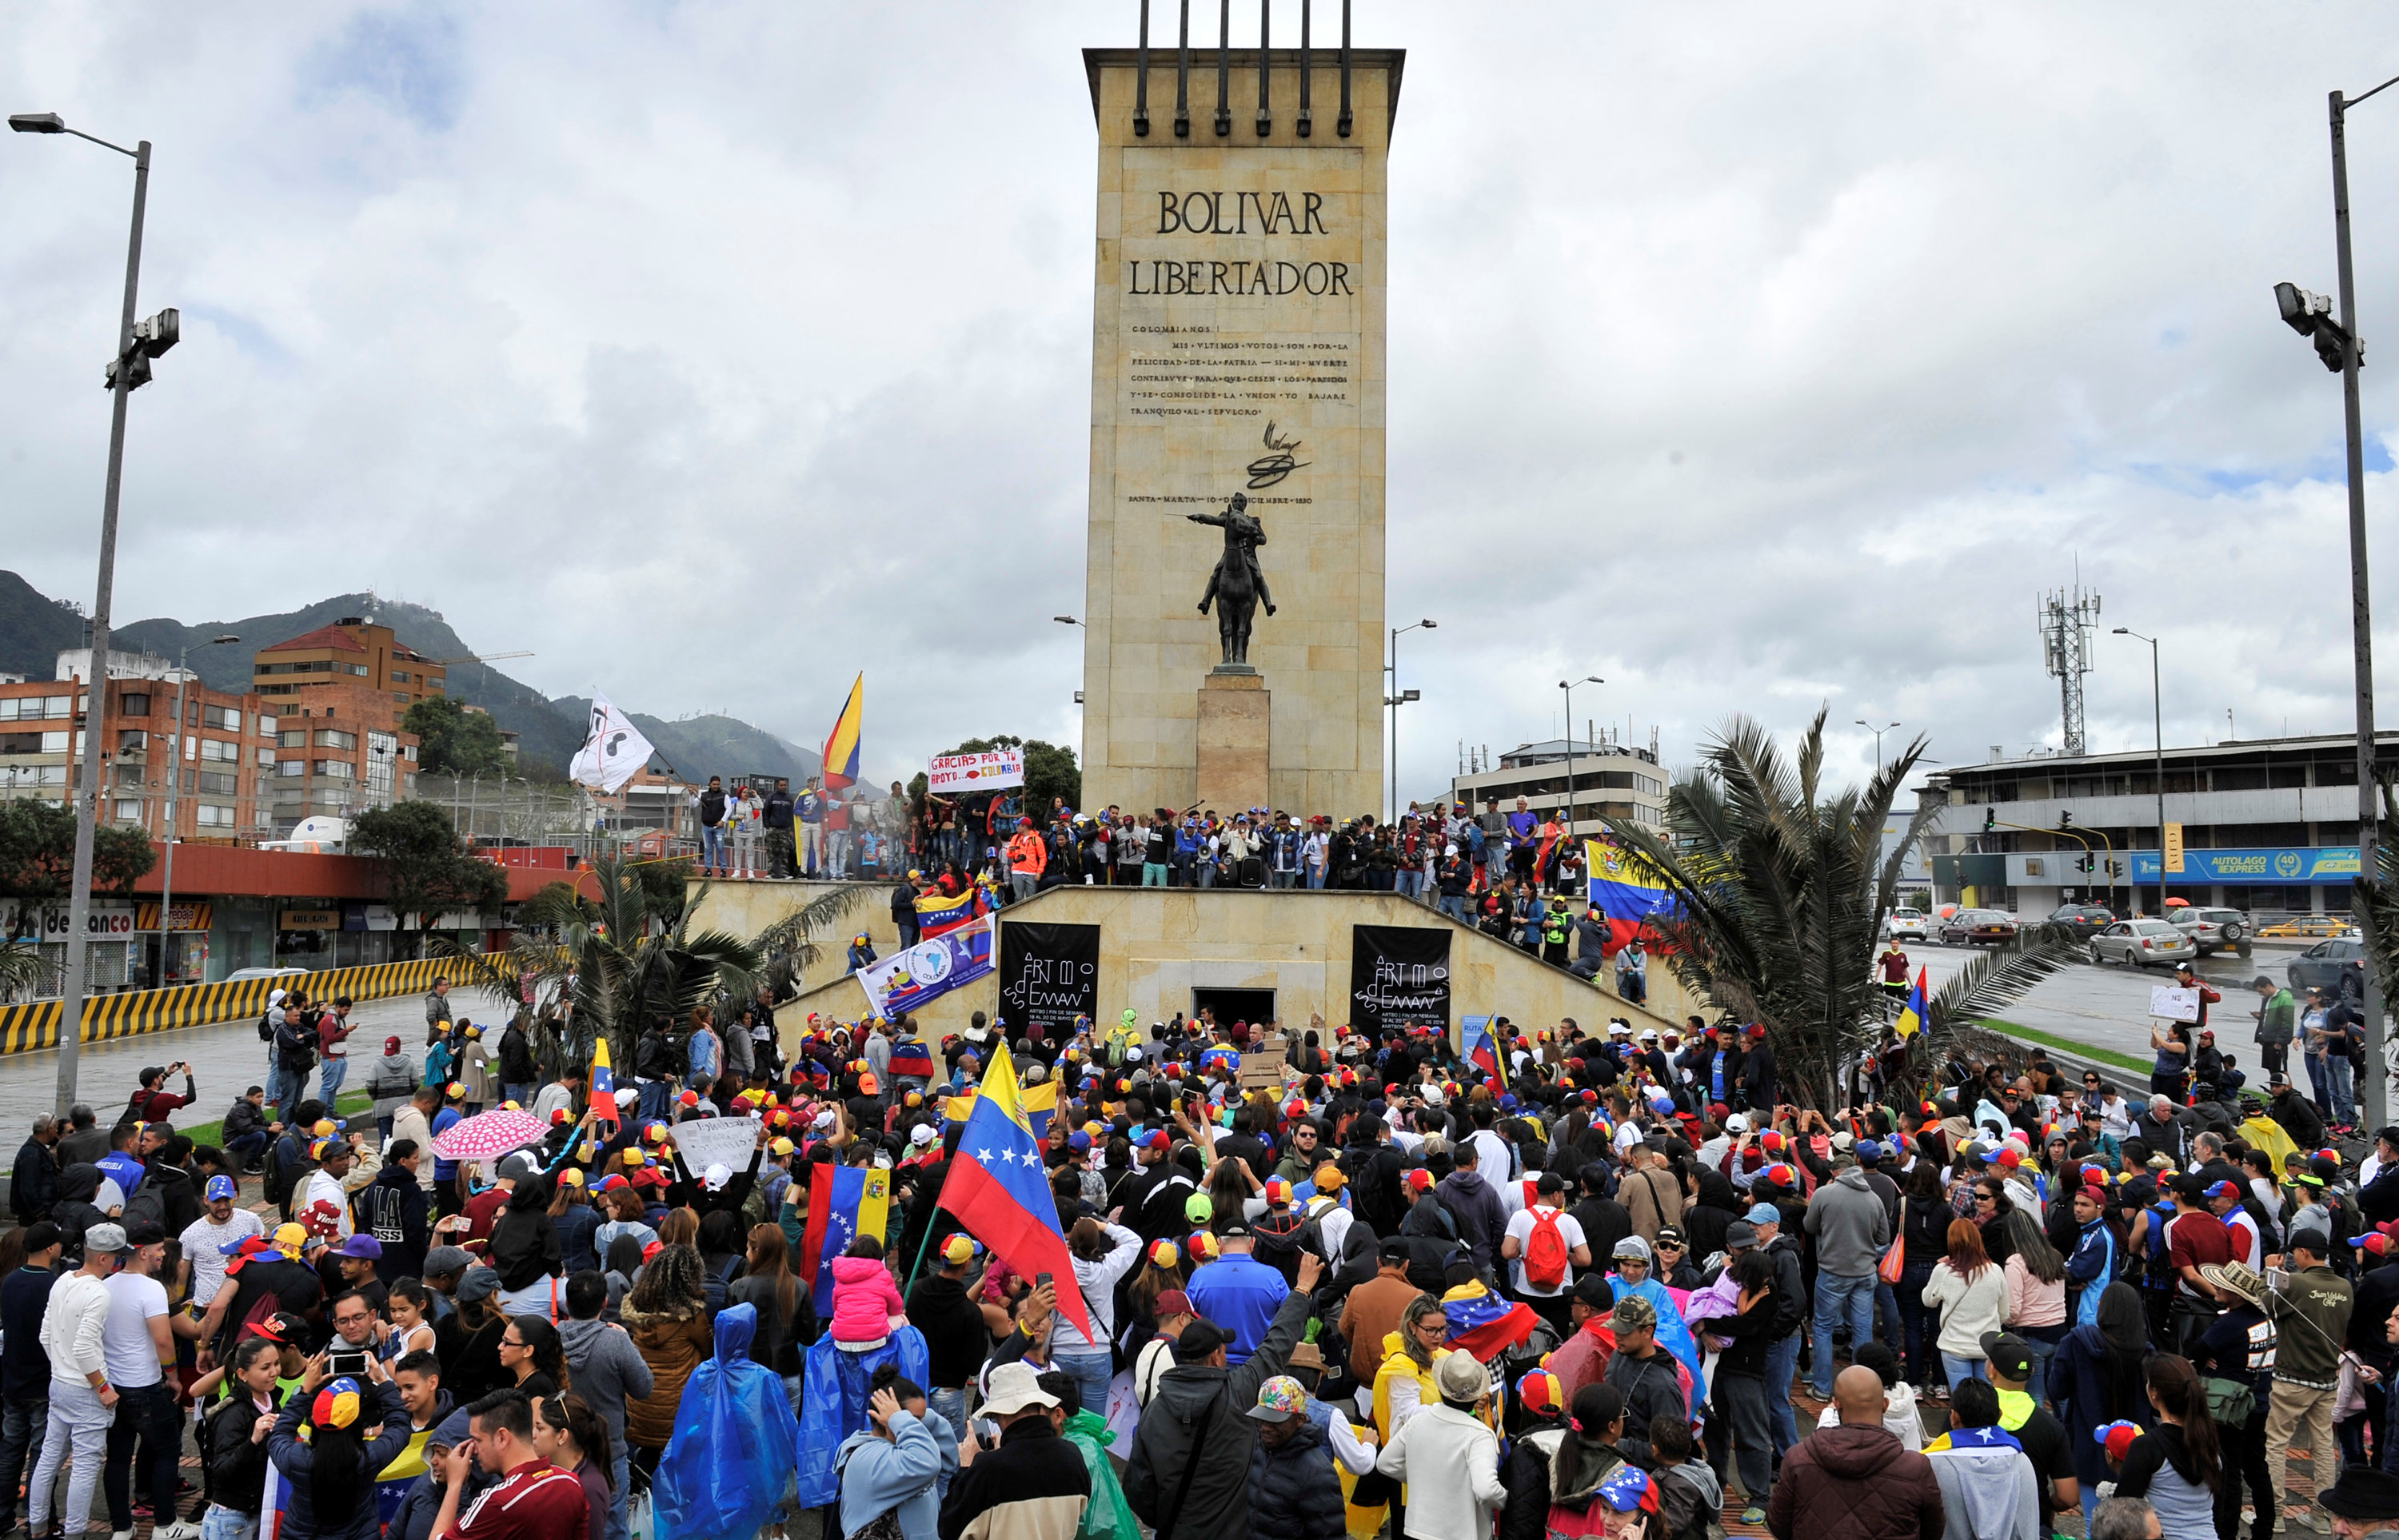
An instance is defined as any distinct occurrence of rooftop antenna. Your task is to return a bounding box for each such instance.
[2038,584,2102,755]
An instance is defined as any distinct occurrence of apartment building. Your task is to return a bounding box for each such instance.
[251,618,434,833]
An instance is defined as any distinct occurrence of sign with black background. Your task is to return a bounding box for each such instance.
[997,922,1102,1037]
[1349,924,1451,1032]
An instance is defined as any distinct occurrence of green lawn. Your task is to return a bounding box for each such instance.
[1982,1019,2151,1076]
[175,1090,376,1151]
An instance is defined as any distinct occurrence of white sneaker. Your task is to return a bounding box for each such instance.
[109,1530,134,1540]
[152,1523,199,1540]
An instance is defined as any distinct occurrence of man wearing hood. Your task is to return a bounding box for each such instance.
[1805,1155,1894,1402]
[1123,1253,1322,1540]
[1766,1364,1945,1540]
[837,1379,950,1540]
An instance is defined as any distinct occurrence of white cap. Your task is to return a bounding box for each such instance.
[1725,1113,1750,1133]
[702,1163,733,1192]
[813,1109,836,1130]
[1638,1027,1659,1041]
[1608,1021,1631,1034]
[910,1123,936,1144]
[614,1087,641,1107]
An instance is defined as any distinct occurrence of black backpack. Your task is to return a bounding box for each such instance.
[257,1009,276,1044]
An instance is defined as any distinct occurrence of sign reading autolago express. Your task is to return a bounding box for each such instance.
[927,748,1025,793]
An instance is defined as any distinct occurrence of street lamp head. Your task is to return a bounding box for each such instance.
[2111,626,2130,635]
[211,634,240,645]
[2276,281,2330,335]
[8,113,65,134]
[1419,619,1437,629]
[1053,615,1080,626]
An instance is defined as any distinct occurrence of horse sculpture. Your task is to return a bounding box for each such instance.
[1188,492,1275,668]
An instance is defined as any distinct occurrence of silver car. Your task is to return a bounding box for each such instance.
[2090,918,2198,968]
[2169,906,2249,955]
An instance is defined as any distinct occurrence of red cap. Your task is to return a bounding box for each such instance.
[2102,1423,2142,1462]
[2079,1185,2110,1207]
[1406,1168,1435,1193]
[1995,1147,2022,1167]
[1762,1163,1796,1187]
[1746,1023,1766,1039]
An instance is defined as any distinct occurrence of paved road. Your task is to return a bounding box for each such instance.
[0,983,521,1139]
[1906,941,2295,1072]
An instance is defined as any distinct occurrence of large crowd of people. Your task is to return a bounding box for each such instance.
[11,983,2399,1540]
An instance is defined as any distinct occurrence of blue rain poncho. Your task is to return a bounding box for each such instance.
[657,1303,803,1540]
[794,1323,932,1510]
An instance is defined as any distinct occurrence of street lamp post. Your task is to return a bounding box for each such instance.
[11,110,179,1113]
[1386,620,1435,824]
[2113,628,2167,918]
[157,634,240,985]
[1560,676,1604,840]
[1856,719,1902,776]
[2271,70,2399,1132]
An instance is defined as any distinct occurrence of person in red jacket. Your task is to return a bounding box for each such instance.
[1766,1364,1946,1540]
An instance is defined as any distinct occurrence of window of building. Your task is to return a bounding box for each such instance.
[310,785,349,805]
[111,800,143,824]
[277,760,306,778]
[258,716,277,736]
[278,729,309,748]
[113,764,143,788]
[43,696,70,720]
[195,804,236,828]
[2269,764,2310,789]
[198,771,238,796]
[119,693,150,716]
[202,704,241,731]
[313,728,357,751]
[313,759,355,780]
[391,670,410,684]
[198,739,239,763]
[0,732,41,755]
[116,729,146,753]
[41,731,69,755]
[2209,768,2269,792]
[255,747,275,767]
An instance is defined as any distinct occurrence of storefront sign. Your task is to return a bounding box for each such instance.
[279,908,339,931]
[1,901,136,941]
[2126,846,2360,883]
[134,900,214,932]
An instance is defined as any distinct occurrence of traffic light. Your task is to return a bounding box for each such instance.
[2078,854,2092,873]
[2058,811,2073,829]
[1983,809,1997,833]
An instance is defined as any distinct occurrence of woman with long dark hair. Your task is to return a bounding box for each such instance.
[499,1315,569,1401]
[727,1222,812,1390]
[489,1172,563,1319]
[1998,1207,2068,1406]
[533,1394,613,1540]
[2116,1354,2221,1539]
[2052,1282,2156,1530]
[1898,1163,1952,1399]
[265,1354,413,1540]
[1919,1219,2007,1390]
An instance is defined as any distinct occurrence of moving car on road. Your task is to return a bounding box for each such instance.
[2287,936,2368,999]
[2258,914,2355,939]
[2043,904,2117,941]
[2170,906,2250,956]
[1883,908,1930,942]
[1941,909,2019,946]
[2090,918,2197,968]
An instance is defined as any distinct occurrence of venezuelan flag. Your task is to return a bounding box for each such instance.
[1586,840,1678,952]
[589,1037,615,1128]
[1894,967,1928,1040]
[1440,1278,1539,1358]
[915,884,990,940]
[943,1091,979,1123]
[944,1043,1095,1343]
[1461,1016,1506,1087]
[888,1039,937,1080]
[1019,1079,1058,1137]
[822,673,864,792]
[799,1163,892,1303]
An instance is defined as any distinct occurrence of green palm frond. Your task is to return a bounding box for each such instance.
[0,940,48,997]
[751,884,880,976]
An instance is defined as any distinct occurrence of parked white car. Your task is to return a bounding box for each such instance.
[1882,908,1930,942]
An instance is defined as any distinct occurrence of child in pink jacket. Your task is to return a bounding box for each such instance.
[828,1235,908,1350]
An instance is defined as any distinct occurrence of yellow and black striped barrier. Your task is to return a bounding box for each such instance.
[0,958,456,1053]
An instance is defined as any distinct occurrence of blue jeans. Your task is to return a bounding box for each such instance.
[1052,1347,1113,1425]
[2329,1053,2356,1124]
[224,1130,269,1166]
[0,1393,44,1526]
[1812,1271,1879,1398]
[1395,870,1422,899]
[1895,1260,1940,1385]
[1764,1332,1801,1460]
[1307,868,1326,890]
[608,1445,630,1540]
[1439,893,1467,920]
[316,1054,349,1107]
[503,1081,534,1107]
[638,1080,673,1121]
[203,1502,258,1540]
[701,826,725,868]
[2022,1327,2064,1408]
[1940,1352,1989,1390]
[929,1386,969,1447]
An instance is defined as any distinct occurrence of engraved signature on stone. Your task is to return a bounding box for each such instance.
[1246,421,1310,489]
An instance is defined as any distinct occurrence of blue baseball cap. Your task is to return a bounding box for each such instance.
[1746,1203,1782,1225]
[204,1175,238,1203]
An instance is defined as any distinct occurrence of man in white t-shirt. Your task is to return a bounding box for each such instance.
[178,1175,266,1309]
[99,1221,196,1540]
[1499,1171,1591,1335]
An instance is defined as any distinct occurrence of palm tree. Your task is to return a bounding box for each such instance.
[1599,707,2078,1107]
[0,940,50,1003]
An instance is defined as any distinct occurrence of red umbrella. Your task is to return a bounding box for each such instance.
[2163,896,2190,908]
[429,1108,549,1162]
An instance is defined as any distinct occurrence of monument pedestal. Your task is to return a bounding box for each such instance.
[1196,670,1271,814]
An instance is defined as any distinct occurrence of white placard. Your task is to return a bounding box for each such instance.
[2150,985,2201,1023]
[666,1115,761,1173]
[928,748,1024,794]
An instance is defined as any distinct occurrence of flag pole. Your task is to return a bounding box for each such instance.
[904,1201,949,1291]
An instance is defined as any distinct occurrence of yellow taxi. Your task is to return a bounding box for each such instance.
[2257,914,2354,939]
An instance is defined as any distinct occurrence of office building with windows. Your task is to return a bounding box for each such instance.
[1907,729,2397,918]
[1449,736,1670,841]
[251,618,430,833]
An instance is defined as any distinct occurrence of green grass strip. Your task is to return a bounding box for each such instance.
[1981,1019,2151,1076]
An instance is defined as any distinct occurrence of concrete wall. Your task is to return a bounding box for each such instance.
[682,879,896,958]
[776,887,1687,1059]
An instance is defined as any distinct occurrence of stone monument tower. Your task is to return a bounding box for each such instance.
[1077,4,1399,820]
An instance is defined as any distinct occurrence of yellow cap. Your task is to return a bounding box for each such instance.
[559,1168,586,1187]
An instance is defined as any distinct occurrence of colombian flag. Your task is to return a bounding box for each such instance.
[589,1037,615,1128]
[822,673,864,793]
[1461,1016,1506,1087]
[799,1163,892,1303]
[916,884,991,940]
[1894,967,1928,1040]
[943,1043,1094,1343]
[1586,840,1679,953]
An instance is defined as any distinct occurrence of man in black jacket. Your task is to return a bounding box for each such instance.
[905,1235,990,1445]
[1124,1255,1322,1540]
[0,1222,62,1534]
[10,1116,59,1225]
[937,1361,1090,1540]
[762,778,796,879]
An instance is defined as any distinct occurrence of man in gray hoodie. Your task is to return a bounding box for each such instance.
[1803,1159,1892,1402]
[557,1270,655,1540]
[1434,1140,1508,1274]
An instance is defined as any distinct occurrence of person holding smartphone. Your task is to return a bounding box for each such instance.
[266,1348,411,1540]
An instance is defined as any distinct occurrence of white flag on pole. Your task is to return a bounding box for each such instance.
[570,692,656,794]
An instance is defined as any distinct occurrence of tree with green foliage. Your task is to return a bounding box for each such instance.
[401,696,511,776]
[0,800,156,897]
[1600,707,2076,1108]
[349,800,510,955]
[907,735,1081,822]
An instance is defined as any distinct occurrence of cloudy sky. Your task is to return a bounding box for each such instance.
[5,2,2398,803]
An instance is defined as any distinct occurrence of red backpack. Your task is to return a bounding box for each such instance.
[1523,1207,1570,1291]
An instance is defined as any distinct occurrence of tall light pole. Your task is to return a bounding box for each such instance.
[157,634,240,985]
[12,111,178,1112]
[1385,620,1435,823]
[2271,69,2399,1132]
[1856,719,1902,776]
[1560,676,1604,840]
[2113,628,2167,918]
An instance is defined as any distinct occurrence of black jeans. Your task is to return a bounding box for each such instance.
[0,1391,46,1526]
[2215,1402,2273,1540]
[103,1380,180,1530]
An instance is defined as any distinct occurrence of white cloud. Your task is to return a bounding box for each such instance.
[2,1,2396,798]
